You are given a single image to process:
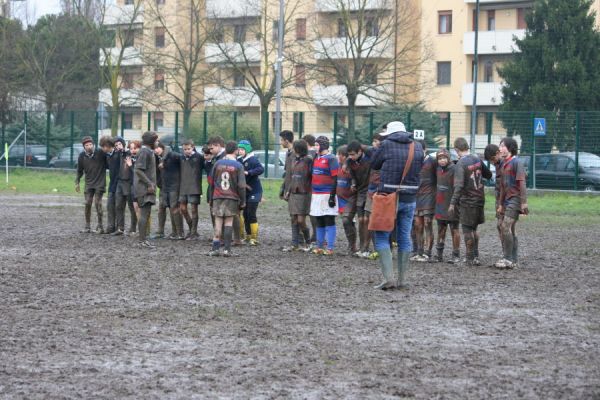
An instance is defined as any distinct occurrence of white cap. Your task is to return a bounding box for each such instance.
[383,121,406,136]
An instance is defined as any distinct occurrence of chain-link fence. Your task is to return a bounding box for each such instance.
[2,109,600,190]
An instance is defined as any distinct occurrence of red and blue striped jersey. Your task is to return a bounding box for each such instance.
[311,153,339,194]
[336,166,354,200]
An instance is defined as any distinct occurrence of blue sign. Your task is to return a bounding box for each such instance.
[534,118,546,137]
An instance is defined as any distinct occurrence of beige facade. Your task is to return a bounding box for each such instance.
[102,0,600,140]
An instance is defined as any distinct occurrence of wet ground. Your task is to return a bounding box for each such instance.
[1,194,599,399]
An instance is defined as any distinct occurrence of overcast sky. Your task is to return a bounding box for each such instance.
[12,0,64,24]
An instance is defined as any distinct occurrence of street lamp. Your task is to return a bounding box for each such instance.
[273,0,284,178]
[470,0,480,154]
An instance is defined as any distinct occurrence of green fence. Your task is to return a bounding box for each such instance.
[1,109,600,189]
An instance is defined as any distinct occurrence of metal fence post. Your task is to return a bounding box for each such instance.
[575,111,580,190]
[233,111,238,141]
[299,112,304,138]
[262,110,269,178]
[46,111,51,167]
[531,112,536,189]
[333,111,338,153]
[23,112,27,167]
[120,111,125,137]
[445,112,451,149]
[369,112,374,143]
[202,111,208,144]
[147,111,152,131]
[174,111,179,151]
[70,111,75,167]
[1,118,5,156]
[94,111,99,144]
[406,112,412,132]
[486,112,493,144]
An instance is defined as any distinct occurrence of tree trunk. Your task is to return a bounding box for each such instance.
[346,92,357,142]
[260,102,271,178]
[110,88,119,136]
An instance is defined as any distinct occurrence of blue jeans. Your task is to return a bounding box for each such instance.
[374,201,416,252]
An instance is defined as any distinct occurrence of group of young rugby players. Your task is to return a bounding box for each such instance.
[75,124,528,270]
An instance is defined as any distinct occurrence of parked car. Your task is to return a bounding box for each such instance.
[531,152,600,191]
[253,150,286,178]
[49,144,84,169]
[7,145,48,167]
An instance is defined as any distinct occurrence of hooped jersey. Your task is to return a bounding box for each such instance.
[311,153,339,194]
[211,158,246,203]
[435,164,456,221]
[336,165,354,200]
[500,156,526,203]
[451,154,486,207]
[416,155,437,211]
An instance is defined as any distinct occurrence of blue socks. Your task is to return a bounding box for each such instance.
[325,225,336,251]
[316,226,326,248]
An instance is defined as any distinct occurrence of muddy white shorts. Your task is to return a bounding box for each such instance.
[309,193,338,216]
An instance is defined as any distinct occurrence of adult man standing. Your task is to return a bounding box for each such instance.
[370,121,424,290]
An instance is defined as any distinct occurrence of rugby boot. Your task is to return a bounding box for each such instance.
[447,250,461,264]
[432,244,444,263]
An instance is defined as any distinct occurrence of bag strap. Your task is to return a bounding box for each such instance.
[400,141,415,185]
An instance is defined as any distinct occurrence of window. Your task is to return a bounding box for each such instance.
[293,112,303,133]
[365,18,379,36]
[233,71,245,87]
[121,72,134,89]
[555,156,569,172]
[124,0,134,4]
[272,20,279,41]
[438,11,452,34]
[363,64,377,84]
[295,65,306,87]
[234,24,246,43]
[155,27,165,48]
[123,113,133,130]
[156,0,165,4]
[154,112,164,129]
[154,69,165,90]
[122,29,134,47]
[487,10,495,31]
[517,8,528,29]
[337,18,347,37]
[484,61,494,82]
[437,62,451,85]
[296,18,306,40]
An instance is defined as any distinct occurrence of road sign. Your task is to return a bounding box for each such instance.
[413,129,425,140]
[534,118,546,137]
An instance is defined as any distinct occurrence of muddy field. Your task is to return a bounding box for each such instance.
[0,193,599,399]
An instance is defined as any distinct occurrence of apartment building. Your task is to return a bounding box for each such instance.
[99,0,600,139]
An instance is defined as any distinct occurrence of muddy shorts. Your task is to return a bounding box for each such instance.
[459,205,485,228]
[212,198,240,217]
[160,190,179,208]
[365,193,374,213]
[84,189,104,204]
[179,194,200,205]
[310,193,338,217]
[288,192,311,216]
[339,195,357,217]
[504,197,521,221]
[415,208,435,217]
[356,191,368,217]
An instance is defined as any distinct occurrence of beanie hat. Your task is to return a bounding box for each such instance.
[383,121,406,136]
[81,136,93,145]
[436,148,450,161]
[238,139,252,153]
[315,135,330,151]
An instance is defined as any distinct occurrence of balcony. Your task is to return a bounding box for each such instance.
[99,88,143,108]
[204,87,260,107]
[462,82,504,106]
[463,29,525,55]
[99,47,143,67]
[312,84,391,107]
[464,0,529,3]
[206,0,260,18]
[103,4,143,26]
[205,42,262,64]
[316,0,393,12]
[313,36,392,60]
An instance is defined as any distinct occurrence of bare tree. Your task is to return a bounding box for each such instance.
[307,0,429,141]
[76,0,144,136]
[204,0,305,135]
[61,0,99,20]
[141,0,212,136]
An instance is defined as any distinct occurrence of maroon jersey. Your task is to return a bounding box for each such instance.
[347,147,374,194]
[494,159,503,208]
[336,165,354,200]
[367,169,381,199]
[450,154,486,207]
[211,158,246,206]
[500,156,527,205]
[416,155,437,211]
[435,163,456,221]
[288,155,313,194]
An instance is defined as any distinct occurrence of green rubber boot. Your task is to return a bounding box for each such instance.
[397,251,410,290]
[374,248,395,290]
